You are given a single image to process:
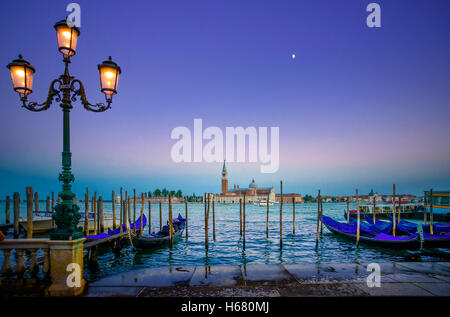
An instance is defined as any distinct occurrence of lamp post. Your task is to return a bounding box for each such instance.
[7,19,122,240]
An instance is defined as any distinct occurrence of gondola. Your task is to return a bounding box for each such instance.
[323,215,420,250]
[107,214,147,235]
[84,214,147,242]
[133,214,186,248]
[386,216,450,248]
[365,215,450,248]
[422,232,450,248]
[348,216,393,234]
[387,216,450,234]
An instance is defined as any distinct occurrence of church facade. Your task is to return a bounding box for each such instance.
[215,161,276,204]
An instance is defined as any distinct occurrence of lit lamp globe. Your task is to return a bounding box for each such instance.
[6,55,35,98]
[54,19,80,56]
[98,56,122,101]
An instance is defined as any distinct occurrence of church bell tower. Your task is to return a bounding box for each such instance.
[221,160,228,194]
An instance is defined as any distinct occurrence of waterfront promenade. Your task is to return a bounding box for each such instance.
[86,261,450,297]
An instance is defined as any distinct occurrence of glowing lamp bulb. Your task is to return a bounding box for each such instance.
[105,71,115,79]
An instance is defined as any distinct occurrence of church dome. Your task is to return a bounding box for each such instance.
[249,179,257,188]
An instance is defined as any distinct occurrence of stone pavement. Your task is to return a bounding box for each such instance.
[85,262,450,297]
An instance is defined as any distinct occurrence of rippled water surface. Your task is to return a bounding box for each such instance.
[1,201,449,281]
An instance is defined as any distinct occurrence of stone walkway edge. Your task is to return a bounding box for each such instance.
[86,261,450,297]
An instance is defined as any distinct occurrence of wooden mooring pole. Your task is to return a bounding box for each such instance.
[266,193,269,238]
[356,189,360,247]
[159,201,162,231]
[84,191,89,235]
[133,189,137,234]
[26,187,33,239]
[212,195,216,240]
[120,188,123,233]
[51,192,55,212]
[397,185,402,222]
[99,196,104,233]
[123,200,127,231]
[315,189,320,248]
[96,195,100,233]
[13,192,20,238]
[128,196,131,227]
[5,196,10,224]
[204,193,207,218]
[292,197,295,234]
[239,198,242,236]
[34,192,39,212]
[205,193,210,249]
[346,199,350,224]
[392,184,396,236]
[320,196,323,234]
[169,195,173,247]
[126,191,129,227]
[140,193,144,236]
[112,190,116,229]
[430,188,434,235]
[373,196,376,224]
[185,201,188,237]
[243,193,246,249]
[149,200,152,234]
[279,181,283,247]
[423,191,427,225]
[125,191,129,224]
[92,192,97,235]
[46,196,50,212]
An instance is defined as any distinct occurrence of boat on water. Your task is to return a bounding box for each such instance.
[19,212,115,234]
[348,216,393,234]
[385,215,450,234]
[365,215,450,248]
[133,213,186,248]
[323,215,421,250]
[348,214,450,248]
[256,199,274,207]
[344,203,420,221]
[84,214,147,242]
[18,215,54,233]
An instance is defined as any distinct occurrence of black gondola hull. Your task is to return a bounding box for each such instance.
[133,229,184,248]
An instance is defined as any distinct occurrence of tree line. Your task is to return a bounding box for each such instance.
[149,189,183,198]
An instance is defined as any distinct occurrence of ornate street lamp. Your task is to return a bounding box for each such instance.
[7,55,35,97]
[6,19,122,240]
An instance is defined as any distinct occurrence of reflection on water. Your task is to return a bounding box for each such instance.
[1,202,449,282]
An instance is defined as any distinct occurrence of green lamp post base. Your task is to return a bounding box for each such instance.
[50,202,83,240]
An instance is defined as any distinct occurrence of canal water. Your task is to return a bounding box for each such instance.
[1,202,449,282]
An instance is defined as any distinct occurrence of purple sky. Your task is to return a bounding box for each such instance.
[1,0,450,199]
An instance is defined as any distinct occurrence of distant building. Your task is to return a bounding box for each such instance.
[345,192,419,204]
[367,190,383,203]
[275,193,304,203]
[335,196,348,203]
[215,161,276,204]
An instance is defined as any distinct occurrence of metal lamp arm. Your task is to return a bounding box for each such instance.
[22,79,62,112]
[70,79,111,112]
